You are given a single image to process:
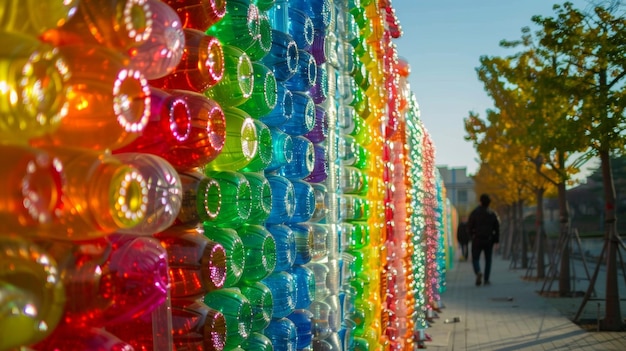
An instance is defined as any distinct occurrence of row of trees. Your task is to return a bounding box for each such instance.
[464,1,626,330]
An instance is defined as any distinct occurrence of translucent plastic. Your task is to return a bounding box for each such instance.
[304,105,329,143]
[288,179,315,223]
[204,45,254,107]
[278,91,315,136]
[288,264,315,309]
[203,107,258,171]
[259,82,293,127]
[309,64,329,105]
[286,309,314,349]
[114,88,226,171]
[261,272,296,318]
[253,0,276,11]
[129,0,186,80]
[23,147,148,239]
[288,222,313,265]
[238,224,277,283]
[267,224,296,272]
[175,171,221,225]
[263,317,297,350]
[284,50,317,92]
[0,0,78,36]
[240,119,273,172]
[170,300,227,351]
[265,174,295,224]
[276,135,315,180]
[206,0,261,57]
[247,12,273,61]
[50,235,169,328]
[240,332,273,351]
[202,226,245,288]
[204,288,253,348]
[43,0,152,52]
[149,29,224,92]
[30,45,151,151]
[203,171,252,228]
[114,153,183,235]
[155,226,227,299]
[303,144,328,183]
[287,7,314,50]
[164,0,226,32]
[261,30,298,82]
[33,326,135,351]
[238,62,278,119]
[264,127,293,172]
[0,32,71,143]
[0,236,65,350]
[0,144,64,232]
[241,172,272,224]
[238,282,273,332]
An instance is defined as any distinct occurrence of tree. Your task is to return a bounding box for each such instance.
[534,2,626,330]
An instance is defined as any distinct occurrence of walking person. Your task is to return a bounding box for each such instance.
[456,219,470,261]
[467,194,500,286]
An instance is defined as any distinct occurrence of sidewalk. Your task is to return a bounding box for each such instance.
[423,256,626,350]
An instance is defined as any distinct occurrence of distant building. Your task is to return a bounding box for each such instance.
[437,166,476,220]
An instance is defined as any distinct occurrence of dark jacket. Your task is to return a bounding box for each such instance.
[467,205,500,243]
[457,222,470,244]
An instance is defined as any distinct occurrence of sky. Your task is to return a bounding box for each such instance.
[391,0,594,175]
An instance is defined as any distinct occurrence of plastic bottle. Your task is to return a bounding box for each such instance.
[203,171,252,228]
[306,105,329,145]
[169,300,227,351]
[30,44,151,151]
[309,65,329,104]
[204,288,253,348]
[0,32,71,143]
[287,7,315,50]
[288,264,315,309]
[0,144,64,232]
[261,30,298,82]
[238,62,278,119]
[261,271,296,318]
[114,88,226,171]
[42,0,152,52]
[288,222,313,265]
[238,224,277,283]
[239,119,273,173]
[203,107,258,171]
[309,183,329,223]
[32,326,135,351]
[284,49,317,92]
[286,309,314,350]
[149,28,224,93]
[128,0,186,80]
[202,226,245,288]
[204,44,254,107]
[266,224,296,272]
[263,317,297,350]
[0,0,78,36]
[0,236,65,350]
[241,172,272,224]
[303,144,329,183]
[259,82,293,127]
[238,282,273,332]
[163,0,226,32]
[246,12,273,61]
[26,147,148,239]
[276,135,315,180]
[206,0,261,57]
[175,171,221,225]
[253,0,276,11]
[43,235,168,328]
[278,91,315,136]
[113,153,183,235]
[264,174,295,224]
[288,179,315,223]
[263,127,293,172]
[240,332,273,351]
[155,226,227,299]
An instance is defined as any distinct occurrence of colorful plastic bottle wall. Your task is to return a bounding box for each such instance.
[0,0,455,350]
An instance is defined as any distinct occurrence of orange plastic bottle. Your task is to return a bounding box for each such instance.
[30,44,151,151]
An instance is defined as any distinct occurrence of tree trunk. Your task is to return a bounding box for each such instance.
[557,180,571,296]
[599,149,623,331]
[520,199,528,269]
[535,188,546,279]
